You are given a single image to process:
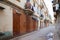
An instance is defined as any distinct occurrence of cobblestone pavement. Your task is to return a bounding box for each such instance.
[10,24,60,40]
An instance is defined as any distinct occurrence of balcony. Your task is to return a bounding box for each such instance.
[23,9,34,15]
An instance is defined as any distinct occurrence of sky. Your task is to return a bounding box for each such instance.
[44,0,54,20]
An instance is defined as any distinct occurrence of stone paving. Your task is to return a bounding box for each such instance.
[10,24,60,40]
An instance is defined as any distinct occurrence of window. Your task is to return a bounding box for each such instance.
[53,7,56,12]
[55,4,59,10]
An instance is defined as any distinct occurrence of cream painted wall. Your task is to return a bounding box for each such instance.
[8,0,34,9]
[0,3,13,33]
[17,0,26,8]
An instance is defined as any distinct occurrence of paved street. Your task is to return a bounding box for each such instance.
[10,24,60,40]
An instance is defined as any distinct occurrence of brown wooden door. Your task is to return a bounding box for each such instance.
[35,20,38,30]
[33,20,38,31]
[13,10,27,36]
[26,15,34,32]
[33,20,36,30]
[29,17,34,32]
[26,15,30,32]
[20,13,26,35]
[13,10,20,36]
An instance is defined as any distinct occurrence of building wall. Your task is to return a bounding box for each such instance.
[8,0,34,8]
[0,0,48,33]
[54,14,60,38]
[56,15,60,34]
[0,3,13,33]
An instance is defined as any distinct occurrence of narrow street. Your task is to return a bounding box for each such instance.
[0,0,60,40]
[10,24,59,40]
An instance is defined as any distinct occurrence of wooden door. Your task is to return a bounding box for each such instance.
[20,13,26,35]
[33,19,38,31]
[29,17,34,32]
[26,15,34,32]
[26,15,30,32]
[13,10,20,36]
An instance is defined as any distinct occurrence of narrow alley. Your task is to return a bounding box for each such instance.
[0,0,60,40]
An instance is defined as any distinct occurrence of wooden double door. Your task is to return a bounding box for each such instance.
[26,15,38,32]
[13,10,38,36]
[13,10,26,36]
